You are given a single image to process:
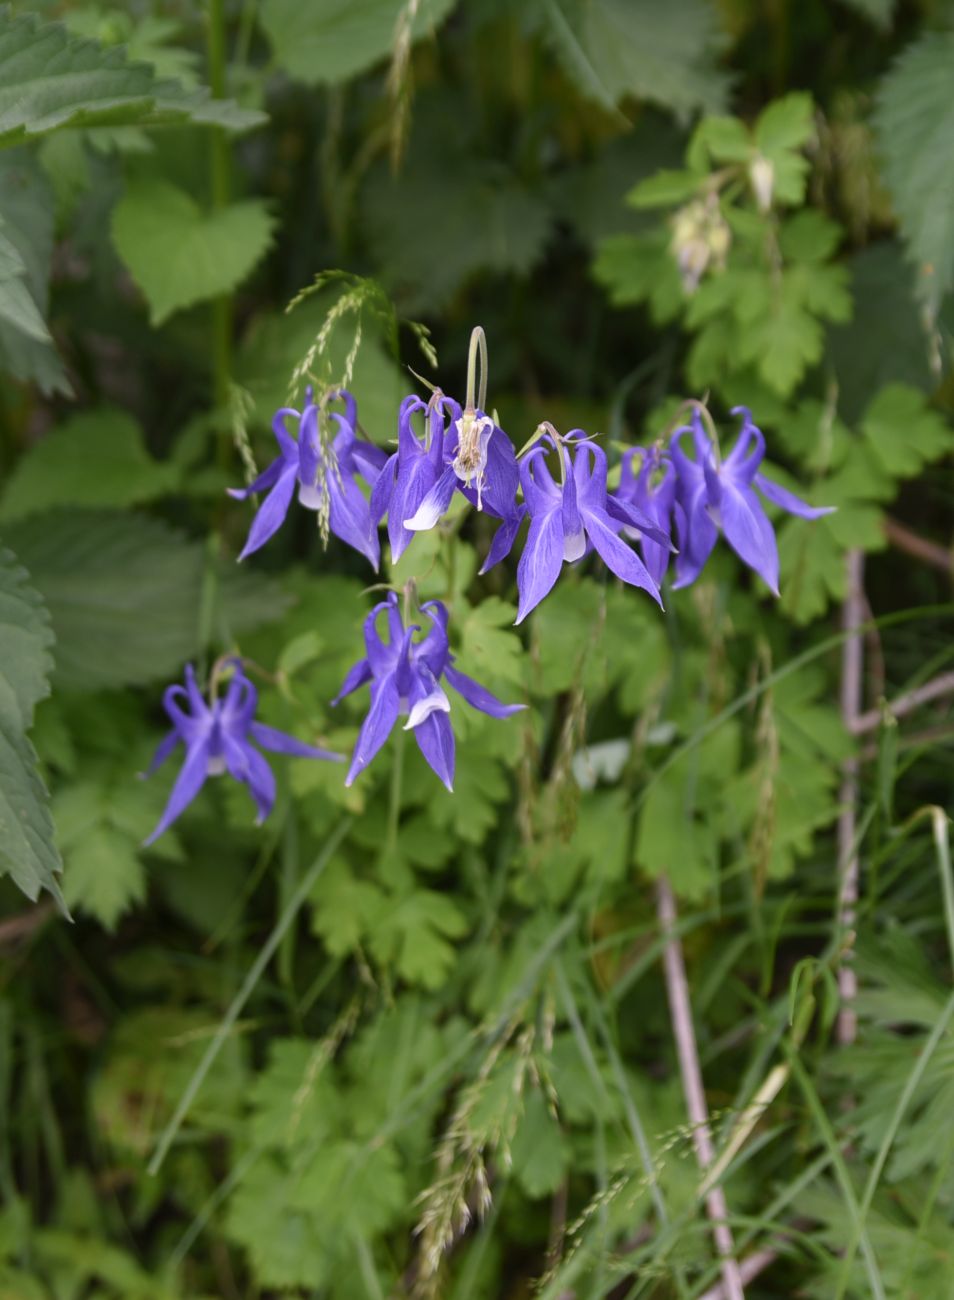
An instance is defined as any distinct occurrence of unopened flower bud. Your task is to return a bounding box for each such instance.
[749,154,775,213]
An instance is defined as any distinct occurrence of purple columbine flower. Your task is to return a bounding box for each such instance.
[143,662,343,844]
[229,389,387,568]
[614,445,678,587]
[332,593,524,791]
[402,402,520,534]
[370,392,457,563]
[671,407,834,595]
[490,436,670,624]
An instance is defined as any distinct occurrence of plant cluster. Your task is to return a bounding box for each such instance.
[1,3,954,1299]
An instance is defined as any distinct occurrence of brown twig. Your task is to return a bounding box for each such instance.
[850,670,954,737]
[697,1245,780,1300]
[883,516,952,576]
[656,876,746,1300]
[837,550,865,1046]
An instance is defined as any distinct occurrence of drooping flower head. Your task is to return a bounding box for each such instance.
[143,661,343,844]
[332,592,524,791]
[370,391,458,563]
[487,432,672,624]
[616,444,678,588]
[229,389,386,567]
[671,407,834,594]
[396,397,519,535]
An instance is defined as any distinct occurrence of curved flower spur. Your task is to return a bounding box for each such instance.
[332,591,525,791]
[142,660,343,844]
[229,387,386,567]
[671,405,834,594]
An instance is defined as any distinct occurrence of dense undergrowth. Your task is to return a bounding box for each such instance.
[1,1,954,1296]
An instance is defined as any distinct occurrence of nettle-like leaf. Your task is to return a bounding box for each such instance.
[363,153,553,313]
[544,0,729,119]
[828,243,937,423]
[259,0,457,87]
[0,7,264,146]
[3,509,291,690]
[0,149,67,394]
[0,546,61,902]
[0,408,179,521]
[875,29,954,312]
[112,178,276,325]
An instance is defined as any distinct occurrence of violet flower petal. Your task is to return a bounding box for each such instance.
[345,675,401,786]
[411,707,455,792]
[515,507,564,625]
[237,463,299,561]
[249,721,344,762]
[754,473,835,519]
[143,733,212,845]
[445,664,525,718]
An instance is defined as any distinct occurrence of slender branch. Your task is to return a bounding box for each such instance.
[850,670,954,736]
[837,549,865,1046]
[883,516,952,576]
[697,1246,780,1300]
[656,876,746,1300]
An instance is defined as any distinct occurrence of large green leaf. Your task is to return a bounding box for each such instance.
[0,7,265,147]
[259,0,457,87]
[875,30,954,312]
[543,0,729,119]
[0,407,180,521]
[112,178,276,325]
[363,151,553,312]
[3,510,293,690]
[0,150,67,393]
[0,547,62,902]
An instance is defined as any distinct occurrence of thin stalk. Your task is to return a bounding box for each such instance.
[656,876,745,1300]
[837,549,865,1045]
[147,819,350,1175]
[208,0,233,462]
[465,325,488,413]
[850,669,954,736]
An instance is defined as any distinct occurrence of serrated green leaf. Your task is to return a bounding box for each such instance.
[112,179,275,325]
[753,92,814,205]
[691,115,752,165]
[592,230,684,324]
[363,154,552,313]
[457,597,524,688]
[0,407,179,521]
[874,30,954,311]
[0,149,67,394]
[545,0,728,118]
[3,509,291,690]
[227,1156,329,1290]
[0,546,61,902]
[260,0,456,87]
[0,8,264,147]
[369,888,468,989]
[861,383,954,479]
[510,1089,569,1198]
[627,169,701,209]
[248,1038,340,1151]
[828,243,936,422]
